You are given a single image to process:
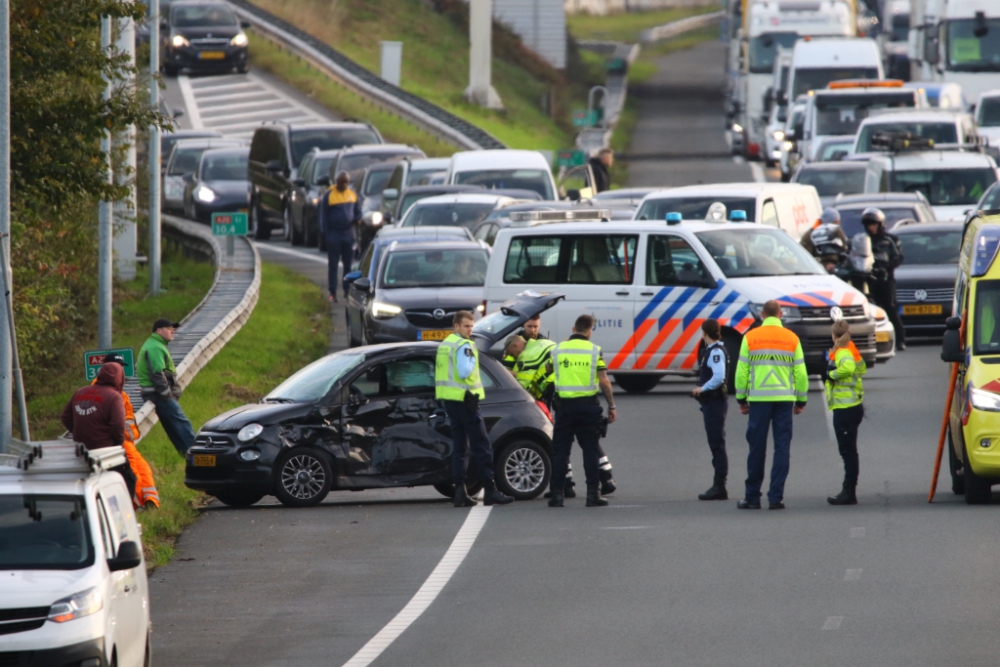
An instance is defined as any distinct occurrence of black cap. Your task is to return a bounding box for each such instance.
[103,353,126,366]
[152,318,180,332]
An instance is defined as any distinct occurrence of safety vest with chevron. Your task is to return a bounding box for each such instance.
[825,342,866,409]
[734,317,809,403]
[435,333,485,401]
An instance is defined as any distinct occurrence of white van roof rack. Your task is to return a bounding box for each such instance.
[0,439,127,476]
[509,209,612,226]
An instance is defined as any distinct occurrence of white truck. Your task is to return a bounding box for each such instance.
[783,37,884,105]
[908,0,1000,103]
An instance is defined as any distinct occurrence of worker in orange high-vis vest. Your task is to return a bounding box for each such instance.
[101,353,160,509]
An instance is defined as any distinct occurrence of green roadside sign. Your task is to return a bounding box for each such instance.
[572,109,598,127]
[212,212,249,236]
[556,150,586,168]
[84,348,136,381]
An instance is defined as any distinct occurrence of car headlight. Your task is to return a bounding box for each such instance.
[476,303,485,313]
[732,123,743,134]
[194,185,216,203]
[371,212,383,226]
[230,32,248,47]
[372,301,402,319]
[747,303,800,322]
[237,423,264,442]
[872,305,886,321]
[782,140,794,151]
[970,387,1000,412]
[49,588,102,623]
[310,197,319,206]
[772,130,785,141]
[171,34,190,48]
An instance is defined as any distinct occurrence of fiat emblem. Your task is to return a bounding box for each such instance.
[829,306,843,321]
[433,308,446,320]
[915,289,928,302]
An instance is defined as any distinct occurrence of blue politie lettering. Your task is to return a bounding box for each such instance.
[593,319,623,329]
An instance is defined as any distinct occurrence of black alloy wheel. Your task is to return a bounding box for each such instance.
[496,440,550,500]
[275,448,333,507]
[214,491,265,508]
[250,201,271,241]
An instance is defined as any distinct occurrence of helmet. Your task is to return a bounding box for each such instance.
[860,207,886,228]
[820,207,840,225]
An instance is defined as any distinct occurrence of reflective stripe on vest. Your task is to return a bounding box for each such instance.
[739,321,807,402]
[551,341,600,397]
[435,333,485,400]
[515,338,556,388]
[826,344,866,409]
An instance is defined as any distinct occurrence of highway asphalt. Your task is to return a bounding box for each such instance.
[150,39,999,667]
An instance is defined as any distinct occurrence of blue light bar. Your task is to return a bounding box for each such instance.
[972,226,1000,277]
[666,212,682,225]
[730,210,748,222]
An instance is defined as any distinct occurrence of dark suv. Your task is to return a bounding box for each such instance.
[248,122,383,240]
[161,1,250,76]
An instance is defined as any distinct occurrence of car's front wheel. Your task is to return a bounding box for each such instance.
[963,443,992,505]
[250,200,271,241]
[496,440,550,500]
[214,491,265,508]
[948,427,965,495]
[283,206,295,243]
[613,373,662,394]
[275,448,333,507]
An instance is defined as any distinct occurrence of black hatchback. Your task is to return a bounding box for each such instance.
[185,291,565,508]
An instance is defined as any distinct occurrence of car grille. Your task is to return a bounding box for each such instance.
[0,607,49,637]
[798,304,867,322]
[194,434,234,449]
[877,340,894,355]
[897,287,954,304]
[190,38,230,48]
[404,308,473,329]
[0,652,33,667]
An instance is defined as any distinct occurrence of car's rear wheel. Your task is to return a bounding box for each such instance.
[283,206,295,243]
[163,63,178,77]
[613,373,662,394]
[275,448,333,507]
[963,442,992,504]
[496,440,550,500]
[304,216,318,247]
[433,481,483,498]
[214,491,265,508]
[948,427,965,495]
[250,201,271,241]
[144,633,152,667]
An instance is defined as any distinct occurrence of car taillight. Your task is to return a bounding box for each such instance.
[481,299,488,314]
[535,400,553,423]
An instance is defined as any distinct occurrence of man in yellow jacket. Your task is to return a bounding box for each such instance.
[734,300,809,510]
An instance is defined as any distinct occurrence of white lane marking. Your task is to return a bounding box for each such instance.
[254,242,327,264]
[749,162,765,183]
[850,527,865,538]
[196,91,276,105]
[822,616,843,630]
[601,525,655,530]
[844,568,862,581]
[176,76,203,129]
[199,105,302,123]
[340,506,492,667]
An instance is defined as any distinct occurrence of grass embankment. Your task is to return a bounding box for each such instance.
[249,0,573,150]
[566,6,717,43]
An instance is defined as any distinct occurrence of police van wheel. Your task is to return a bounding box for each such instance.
[963,443,992,505]
[496,440,550,500]
[275,448,333,507]
[214,491,265,508]
[948,428,965,495]
[433,481,484,498]
[613,373,662,394]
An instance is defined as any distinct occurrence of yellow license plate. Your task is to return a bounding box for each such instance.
[902,304,943,315]
[192,455,216,467]
[418,329,451,341]
[876,331,891,343]
[198,51,225,60]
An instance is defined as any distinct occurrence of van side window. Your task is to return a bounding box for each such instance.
[647,235,710,286]
[761,200,778,227]
[567,235,637,284]
[504,237,562,284]
[974,279,1000,355]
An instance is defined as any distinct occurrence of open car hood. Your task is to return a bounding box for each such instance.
[471,290,565,351]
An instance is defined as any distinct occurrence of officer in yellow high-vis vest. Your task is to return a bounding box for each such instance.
[545,314,618,508]
[435,311,514,508]
[825,319,866,506]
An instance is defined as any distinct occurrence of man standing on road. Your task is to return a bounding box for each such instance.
[320,170,363,303]
[435,311,514,508]
[734,301,808,510]
[546,314,618,508]
[692,319,729,501]
[862,207,906,351]
[589,148,614,193]
[137,318,195,458]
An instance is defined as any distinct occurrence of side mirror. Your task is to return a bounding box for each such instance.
[265,159,283,173]
[566,188,581,201]
[924,25,940,65]
[292,178,306,187]
[354,277,371,292]
[182,172,194,182]
[315,175,330,187]
[107,540,142,571]
[344,270,362,284]
[382,188,399,201]
[941,316,964,363]
[241,20,251,29]
[347,387,369,413]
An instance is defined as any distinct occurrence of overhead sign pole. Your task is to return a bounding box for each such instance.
[149,0,162,296]
[464,0,502,109]
[113,16,137,282]
[0,0,11,449]
[98,16,114,350]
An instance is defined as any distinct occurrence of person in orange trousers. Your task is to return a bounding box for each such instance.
[97,353,160,509]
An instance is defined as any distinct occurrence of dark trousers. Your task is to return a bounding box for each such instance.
[325,232,354,297]
[701,397,728,479]
[869,278,905,345]
[148,393,195,457]
[745,401,793,504]
[833,403,864,485]
[444,401,495,488]
[551,400,603,489]
[111,462,137,504]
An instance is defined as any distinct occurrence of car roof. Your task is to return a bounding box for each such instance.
[594,188,665,200]
[382,240,487,252]
[977,89,1000,101]
[164,130,223,140]
[875,151,996,169]
[833,193,927,206]
[893,220,964,233]
[641,182,815,200]
[173,138,245,151]
[495,220,787,235]
[399,185,483,195]
[860,110,964,124]
[375,226,473,242]
[407,157,451,169]
[200,146,249,158]
[796,161,867,172]
[339,144,420,155]
[450,149,550,171]
[270,121,376,133]
[411,193,517,205]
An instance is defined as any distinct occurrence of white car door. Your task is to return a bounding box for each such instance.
[99,479,146,666]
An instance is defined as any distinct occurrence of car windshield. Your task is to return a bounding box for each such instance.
[974,279,1000,355]
[978,97,1000,127]
[636,197,757,222]
[407,168,441,185]
[792,67,880,98]
[290,129,381,166]
[401,202,497,229]
[454,169,554,199]
[265,352,364,403]
[836,206,923,237]
[381,248,489,288]
[696,228,824,277]
[946,19,1000,72]
[363,170,393,196]
[889,168,996,206]
[898,230,962,264]
[749,32,799,74]
[202,153,248,181]
[169,146,207,176]
[813,92,917,136]
[794,167,866,197]
[978,183,1000,210]
[172,4,236,27]
[855,122,958,152]
[340,152,416,174]
[818,140,854,161]
[0,495,93,570]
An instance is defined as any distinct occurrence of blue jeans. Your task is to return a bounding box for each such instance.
[745,401,793,504]
[325,232,354,297]
[149,393,195,457]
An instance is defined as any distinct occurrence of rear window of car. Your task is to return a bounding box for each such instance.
[290,129,381,166]
[793,167,866,198]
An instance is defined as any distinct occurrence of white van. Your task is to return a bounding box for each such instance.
[633,183,823,241]
[850,109,979,154]
[447,150,558,201]
[784,38,883,105]
[484,219,877,393]
[0,441,150,667]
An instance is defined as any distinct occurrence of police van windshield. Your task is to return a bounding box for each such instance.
[0,495,94,570]
[890,168,996,206]
[749,32,799,74]
[636,197,757,222]
[792,68,879,99]
[696,228,824,278]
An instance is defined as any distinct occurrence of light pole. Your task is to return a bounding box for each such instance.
[149,0,162,295]
[0,0,11,448]
[98,16,114,350]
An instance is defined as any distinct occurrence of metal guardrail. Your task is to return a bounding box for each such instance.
[227,0,506,151]
[639,10,723,43]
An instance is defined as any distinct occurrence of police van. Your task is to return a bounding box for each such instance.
[483,217,878,393]
[0,441,150,666]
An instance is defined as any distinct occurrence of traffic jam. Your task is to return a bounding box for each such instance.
[3,0,1000,664]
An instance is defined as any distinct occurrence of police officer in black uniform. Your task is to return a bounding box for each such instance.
[691,319,730,500]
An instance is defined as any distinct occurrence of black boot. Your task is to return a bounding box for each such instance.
[547,489,564,507]
[586,483,609,507]
[698,477,728,501]
[483,481,513,506]
[827,483,857,506]
[453,484,477,508]
[564,479,577,498]
[599,473,616,496]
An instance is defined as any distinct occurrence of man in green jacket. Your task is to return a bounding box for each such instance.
[137,318,195,456]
